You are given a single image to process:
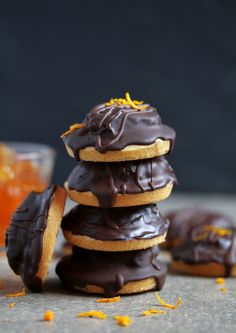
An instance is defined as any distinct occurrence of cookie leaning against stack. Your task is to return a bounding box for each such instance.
[57,93,177,296]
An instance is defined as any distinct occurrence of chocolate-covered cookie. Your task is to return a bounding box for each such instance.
[61,204,169,251]
[6,185,66,291]
[65,156,177,208]
[56,246,166,296]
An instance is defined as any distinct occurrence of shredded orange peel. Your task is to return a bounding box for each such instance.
[142,308,167,316]
[155,292,182,309]
[106,92,147,110]
[5,288,26,298]
[96,296,120,303]
[219,287,228,293]
[215,278,225,285]
[61,123,85,138]
[43,310,54,321]
[113,315,133,327]
[8,303,16,309]
[77,310,107,320]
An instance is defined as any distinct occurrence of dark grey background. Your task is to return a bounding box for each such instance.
[1,0,236,192]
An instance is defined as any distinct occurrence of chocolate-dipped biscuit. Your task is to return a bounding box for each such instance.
[171,222,236,277]
[62,98,175,162]
[65,157,177,208]
[165,207,234,249]
[61,204,169,251]
[6,185,66,291]
[56,246,166,296]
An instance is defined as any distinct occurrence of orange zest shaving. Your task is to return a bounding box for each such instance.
[113,315,133,327]
[215,278,225,285]
[142,308,167,316]
[155,292,182,309]
[96,296,120,303]
[203,225,232,237]
[77,310,107,320]
[8,303,16,309]
[105,92,147,110]
[219,287,228,293]
[60,123,85,138]
[43,310,54,321]
[5,288,26,298]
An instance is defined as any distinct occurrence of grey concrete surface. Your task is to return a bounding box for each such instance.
[1,193,236,333]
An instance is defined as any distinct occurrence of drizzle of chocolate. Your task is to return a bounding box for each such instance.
[66,156,177,208]
[5,185,57,291]
[166,207,234,248]
[62,103,176,159]
[56,246,166,297]
[61,204,169,241]
[172,224,236,277]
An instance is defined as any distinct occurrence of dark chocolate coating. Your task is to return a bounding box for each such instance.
[5,185,57,291]
[61,204,169,241]
[166,207,234,248]
[62,103,176,158]
[172,226,236,277]
[56,246,166,297]
[66,156,177,208]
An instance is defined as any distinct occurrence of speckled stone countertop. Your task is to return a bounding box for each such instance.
[1,193,236,333]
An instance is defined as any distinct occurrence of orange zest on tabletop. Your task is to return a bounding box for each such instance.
[77,310,107,320]
[142,308,167,316]
[219,287,228,293]
[106,92,147,110]
[5,288,26,298]
[8,303,16,309]
[96,296,120,303]
[113,315,133,327]
[61,123,85,138]
[43,310,54,321]
[155,292,182,309]
[215,278,225,285]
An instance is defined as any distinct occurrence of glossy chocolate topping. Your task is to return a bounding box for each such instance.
[56,246,166,297]
[172,225,236,277]
[66,156,177,208]
[166,207,234,248]
[62,103,176,158]
[5,185,57,291]
[62,204,169,241]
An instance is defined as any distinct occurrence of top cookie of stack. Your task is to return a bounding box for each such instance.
[61,92,175,163]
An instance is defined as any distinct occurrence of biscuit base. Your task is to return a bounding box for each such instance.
[171,260,236,277]
[70,277,157,295]
[63,232,167,252]
[36,186,66,285]
[65,138,171,162]
[65,182,173,207]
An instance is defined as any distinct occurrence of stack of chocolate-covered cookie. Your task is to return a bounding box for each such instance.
[57,94,177,296]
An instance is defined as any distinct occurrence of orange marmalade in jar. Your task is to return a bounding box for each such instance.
[0,143,56,246]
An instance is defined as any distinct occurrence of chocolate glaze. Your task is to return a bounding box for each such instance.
[5,185,57,291]
[62,103,176,158]
[166,207,234,248]
[66,156,177,208]
[56,246,166,297]
[172,226,236,277]
[62,204,169,241]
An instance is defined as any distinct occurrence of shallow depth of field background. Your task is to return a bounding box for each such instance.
[1,0,235,192]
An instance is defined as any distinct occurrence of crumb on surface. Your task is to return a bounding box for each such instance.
[219,287,228,293]
[78,310,107,320]
[8,303,16,309]
[215,278,225,285]
[113,315,133,327]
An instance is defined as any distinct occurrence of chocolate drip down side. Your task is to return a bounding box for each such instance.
[61,204,169,241]
[56,246,166,297]
[62,103,176,158]
[66,156,177,208]
[5,185,57,291]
